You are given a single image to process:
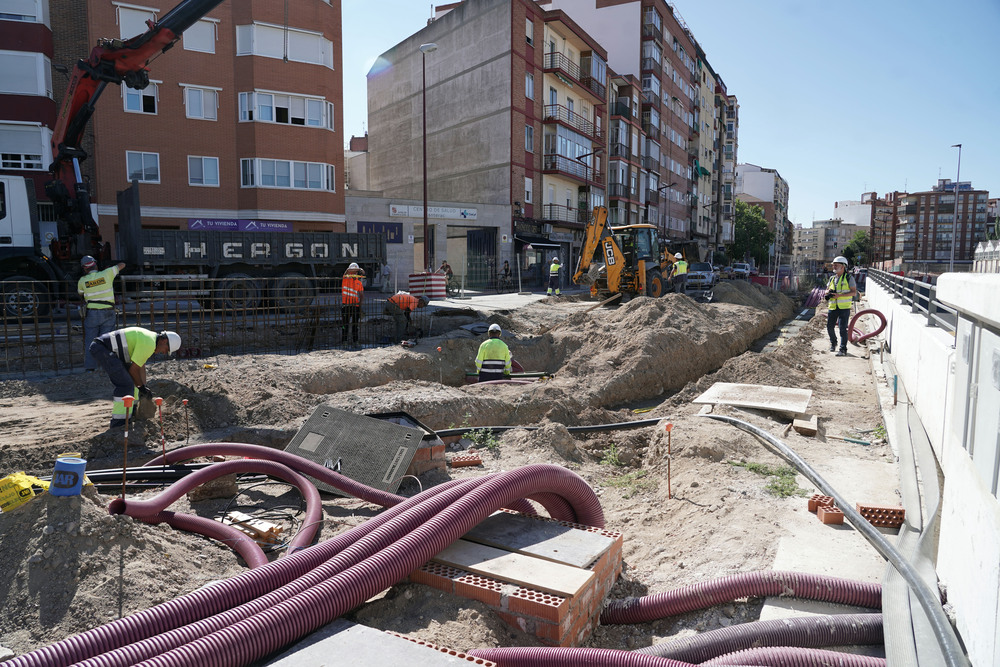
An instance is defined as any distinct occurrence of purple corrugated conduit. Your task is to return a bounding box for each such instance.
[130,510,269,569]
[110,459,323,563]
[600,571,881,625]
[10,459,603,667]
[703,646,886,666]
[11,475,482,667]
[635,613,883,661]
[467,647,696,666]
[848,308,887,346]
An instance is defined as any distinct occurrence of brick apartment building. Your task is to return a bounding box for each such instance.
[4,0,346,255]
[893,179,990,272]
[735,162,791,257]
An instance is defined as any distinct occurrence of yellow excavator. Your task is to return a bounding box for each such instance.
[573,206,693,299]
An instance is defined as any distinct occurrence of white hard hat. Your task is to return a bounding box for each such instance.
[348,262,360,270]
[553,257,560,263]
[675,253,683,259]
[488,323,501,334]
[160,331,181,354]
[833,256,849,266]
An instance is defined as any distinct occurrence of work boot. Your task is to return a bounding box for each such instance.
[829,344,836,353]
[836,349,847,357]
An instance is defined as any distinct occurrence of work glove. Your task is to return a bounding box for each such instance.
[138,385,153,400]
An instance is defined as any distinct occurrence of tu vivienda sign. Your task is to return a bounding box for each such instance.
[187,218,293,232]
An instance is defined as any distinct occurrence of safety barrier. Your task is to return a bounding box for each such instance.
[867,269,958,334]
[0,276,429,377]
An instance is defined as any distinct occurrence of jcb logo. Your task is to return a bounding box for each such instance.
[603,240,616,266]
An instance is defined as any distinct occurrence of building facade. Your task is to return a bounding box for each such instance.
[15,0,347,255]
[735,162,790,258]
[0,0,59,211]
[894,179,990,273]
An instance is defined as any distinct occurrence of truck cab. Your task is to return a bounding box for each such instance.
[0,175,62,317]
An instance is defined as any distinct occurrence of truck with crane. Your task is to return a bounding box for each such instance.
[0,0,382,318]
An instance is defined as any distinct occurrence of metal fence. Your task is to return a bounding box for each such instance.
[0,276,431,377]
[868,269,958,334]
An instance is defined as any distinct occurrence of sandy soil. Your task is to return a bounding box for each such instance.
[0,281,891,660]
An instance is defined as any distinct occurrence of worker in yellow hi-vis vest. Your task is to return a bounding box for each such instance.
[670,253,688,293]
[78,256,125,371]
[825,256,857,357]
[546,257,561,296]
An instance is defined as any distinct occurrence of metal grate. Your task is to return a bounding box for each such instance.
[284,406,423,496]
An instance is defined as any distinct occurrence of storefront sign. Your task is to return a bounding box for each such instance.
[389,204,478,220]
[358,221,404,243]
[187,218,292,232]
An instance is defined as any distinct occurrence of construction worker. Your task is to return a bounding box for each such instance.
[88,327,180,429]
[546,256,561,296]
[78,255,126,371]
[670,253,688,293]
[825,255,857,357]
[384,292,429,342]
[475,323,512,382]
[341,262,364,347]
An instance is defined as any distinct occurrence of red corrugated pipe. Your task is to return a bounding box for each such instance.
[635,612,883,661]
[467,647,694,666]
[703,646,885,666]
[848,308,887,345]
[600,571,881,625]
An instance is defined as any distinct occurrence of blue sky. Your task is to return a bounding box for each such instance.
[342,1,1000,227]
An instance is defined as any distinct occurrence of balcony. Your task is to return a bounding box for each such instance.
[642,90,661,108]
[641,57,659,73]
[608,183,637,200]
[646,189,660,205]
[542,153,601,185]
[544,51,606,103]
[543,103,602,140]
[610,99,632,119]
[541,204,586,227]
[641,155,658,171]
[642,22,663,43]
[687,141,698,157]
[607,142,629,159]
[641,118,660,141]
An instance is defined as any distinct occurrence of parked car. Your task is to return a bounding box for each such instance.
[731,262,751,280]
[686,262,717,290]
[719,266,733,280]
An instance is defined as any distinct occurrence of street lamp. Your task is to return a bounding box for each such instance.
[949,143,961,273]
[658,181,677,238]
[420,42,438,272]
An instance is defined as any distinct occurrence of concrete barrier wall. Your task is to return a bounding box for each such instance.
[867,277,1000,666]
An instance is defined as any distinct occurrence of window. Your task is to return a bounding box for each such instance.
[238,91,333,129]
[183,85,219,120]
[525,18,533,45]
[126,151,159,183]
[0,123,49,170]
[549,87,557,106]
[236,22,333,69]
[0,0,46,23]
[525,72,534,99]
[187,156,219,186]
[116,4,155,39]
[183,18,217,53]
[0,50,52,97]
[124,81,158,114]
[240,158,335,191]
[524,177,532,204]
[525,125,534,152]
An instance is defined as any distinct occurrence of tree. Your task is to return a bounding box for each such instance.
[843,229,873,266]
[729,199,774,268]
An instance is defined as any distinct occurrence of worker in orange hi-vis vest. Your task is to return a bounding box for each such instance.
[384,291,429,342]
[341,263,365,347]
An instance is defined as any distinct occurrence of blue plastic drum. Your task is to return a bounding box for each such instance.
[50,457,86,496]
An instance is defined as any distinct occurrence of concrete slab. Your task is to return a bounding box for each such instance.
[261,619,489,666]
[463,511,614,568]
[693,382,813,416]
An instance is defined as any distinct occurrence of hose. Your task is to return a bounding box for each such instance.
[703,646,886,666]
[109,458,323,561]
[848,308,887,345]
[10,459,603,667]
[700,414,970,667]
[635,613,883,661]
[600,571,880,625]
[467,647,695,666]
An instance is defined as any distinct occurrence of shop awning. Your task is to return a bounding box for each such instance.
[514,235,561,249]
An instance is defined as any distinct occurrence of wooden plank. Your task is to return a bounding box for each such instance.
[432,539,594,597]
[792,413,819,437]
[692,382,812,416]
[463,512,613,568]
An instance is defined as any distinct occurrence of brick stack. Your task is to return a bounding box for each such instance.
[856,503,905,529]
[807,494,844,524]
[405,439,446,476]
[807,494,834,512]
[408,514,623,647]
[449,452,483,468]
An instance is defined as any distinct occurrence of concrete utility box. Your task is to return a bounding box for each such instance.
[283,406,423,496]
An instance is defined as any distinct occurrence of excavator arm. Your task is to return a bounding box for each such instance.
[573,206,632,294]
[46,0,226,236]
